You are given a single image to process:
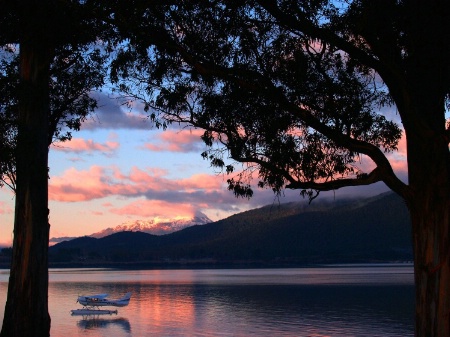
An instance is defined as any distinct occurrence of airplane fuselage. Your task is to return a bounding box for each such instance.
[77,293,132,308]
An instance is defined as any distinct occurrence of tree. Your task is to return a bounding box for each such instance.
[0,1,108,335]
[111,1,450,335]
[0,44,105,191]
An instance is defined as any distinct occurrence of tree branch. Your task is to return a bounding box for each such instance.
[255,0,410,128]
[117,5,410,198]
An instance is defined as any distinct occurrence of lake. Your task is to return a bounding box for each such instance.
[0,265,415,336]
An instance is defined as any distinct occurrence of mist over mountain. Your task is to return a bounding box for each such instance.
[48,192,412,266]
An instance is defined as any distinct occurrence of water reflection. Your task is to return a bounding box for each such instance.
[0,266,415,336]
[76,316,131,333]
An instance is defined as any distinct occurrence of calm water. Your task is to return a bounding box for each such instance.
[0,265,415,336]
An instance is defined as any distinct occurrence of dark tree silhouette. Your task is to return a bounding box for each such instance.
[2,1,449,335]
[110,1,450,336]
[0,1,108,336]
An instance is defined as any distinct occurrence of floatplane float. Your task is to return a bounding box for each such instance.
[71,292,132,316]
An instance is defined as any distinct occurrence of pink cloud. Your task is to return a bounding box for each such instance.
[110,199,197,218]
[49,166,111,201]
[46,131,409,222]
[142,129,205,153]
[128,166,168,186]
[48,165,225,203]
[179,173,224,190]
[386,134,408,174]
[51,137,119,156]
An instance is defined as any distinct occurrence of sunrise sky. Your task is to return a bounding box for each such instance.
[0,91,408,247]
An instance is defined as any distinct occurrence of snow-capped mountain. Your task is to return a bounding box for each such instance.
[90,213,212,238]
[49,213,212,245]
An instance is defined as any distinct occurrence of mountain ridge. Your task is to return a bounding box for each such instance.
[48,192,412,266]
[49,213,212,244]
[90,214,212,237]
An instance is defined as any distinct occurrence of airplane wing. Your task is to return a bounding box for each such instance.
[83,293,109,300]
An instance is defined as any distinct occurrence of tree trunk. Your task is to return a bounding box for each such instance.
[0,1,52,336]
[405,93,450,335]
[401,3,450,332]
[411,198,450,336]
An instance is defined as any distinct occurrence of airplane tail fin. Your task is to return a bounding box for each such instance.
[120,292,132,301]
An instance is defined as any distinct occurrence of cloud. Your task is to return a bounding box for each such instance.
[47,163,259,222]
[386,134,408,174]
[47,130,409,223]
[142,128,206,153]
[49,165,226,204]
[110,199,198,218]
[49,236,78,245]
[82,92,154,130]
[51,135,119,156]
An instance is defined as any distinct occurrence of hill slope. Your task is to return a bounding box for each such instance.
[49,192,412,266]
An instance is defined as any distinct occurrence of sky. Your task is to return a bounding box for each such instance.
[0,91,409,247]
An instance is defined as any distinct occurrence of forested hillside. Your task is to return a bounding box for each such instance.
[48,192,412,267]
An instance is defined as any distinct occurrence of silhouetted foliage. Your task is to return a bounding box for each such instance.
[1,1,450,336]
[109,2,450,335]
[0,44,107,190]
[110,1,404,199]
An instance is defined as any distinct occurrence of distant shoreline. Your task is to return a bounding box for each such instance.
[0,259,413,270]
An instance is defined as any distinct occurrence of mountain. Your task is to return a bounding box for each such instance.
[48,213,212,244]
[90,214,212,238]
[49,192,412,266]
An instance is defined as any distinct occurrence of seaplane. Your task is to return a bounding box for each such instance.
[71,292,132,316]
